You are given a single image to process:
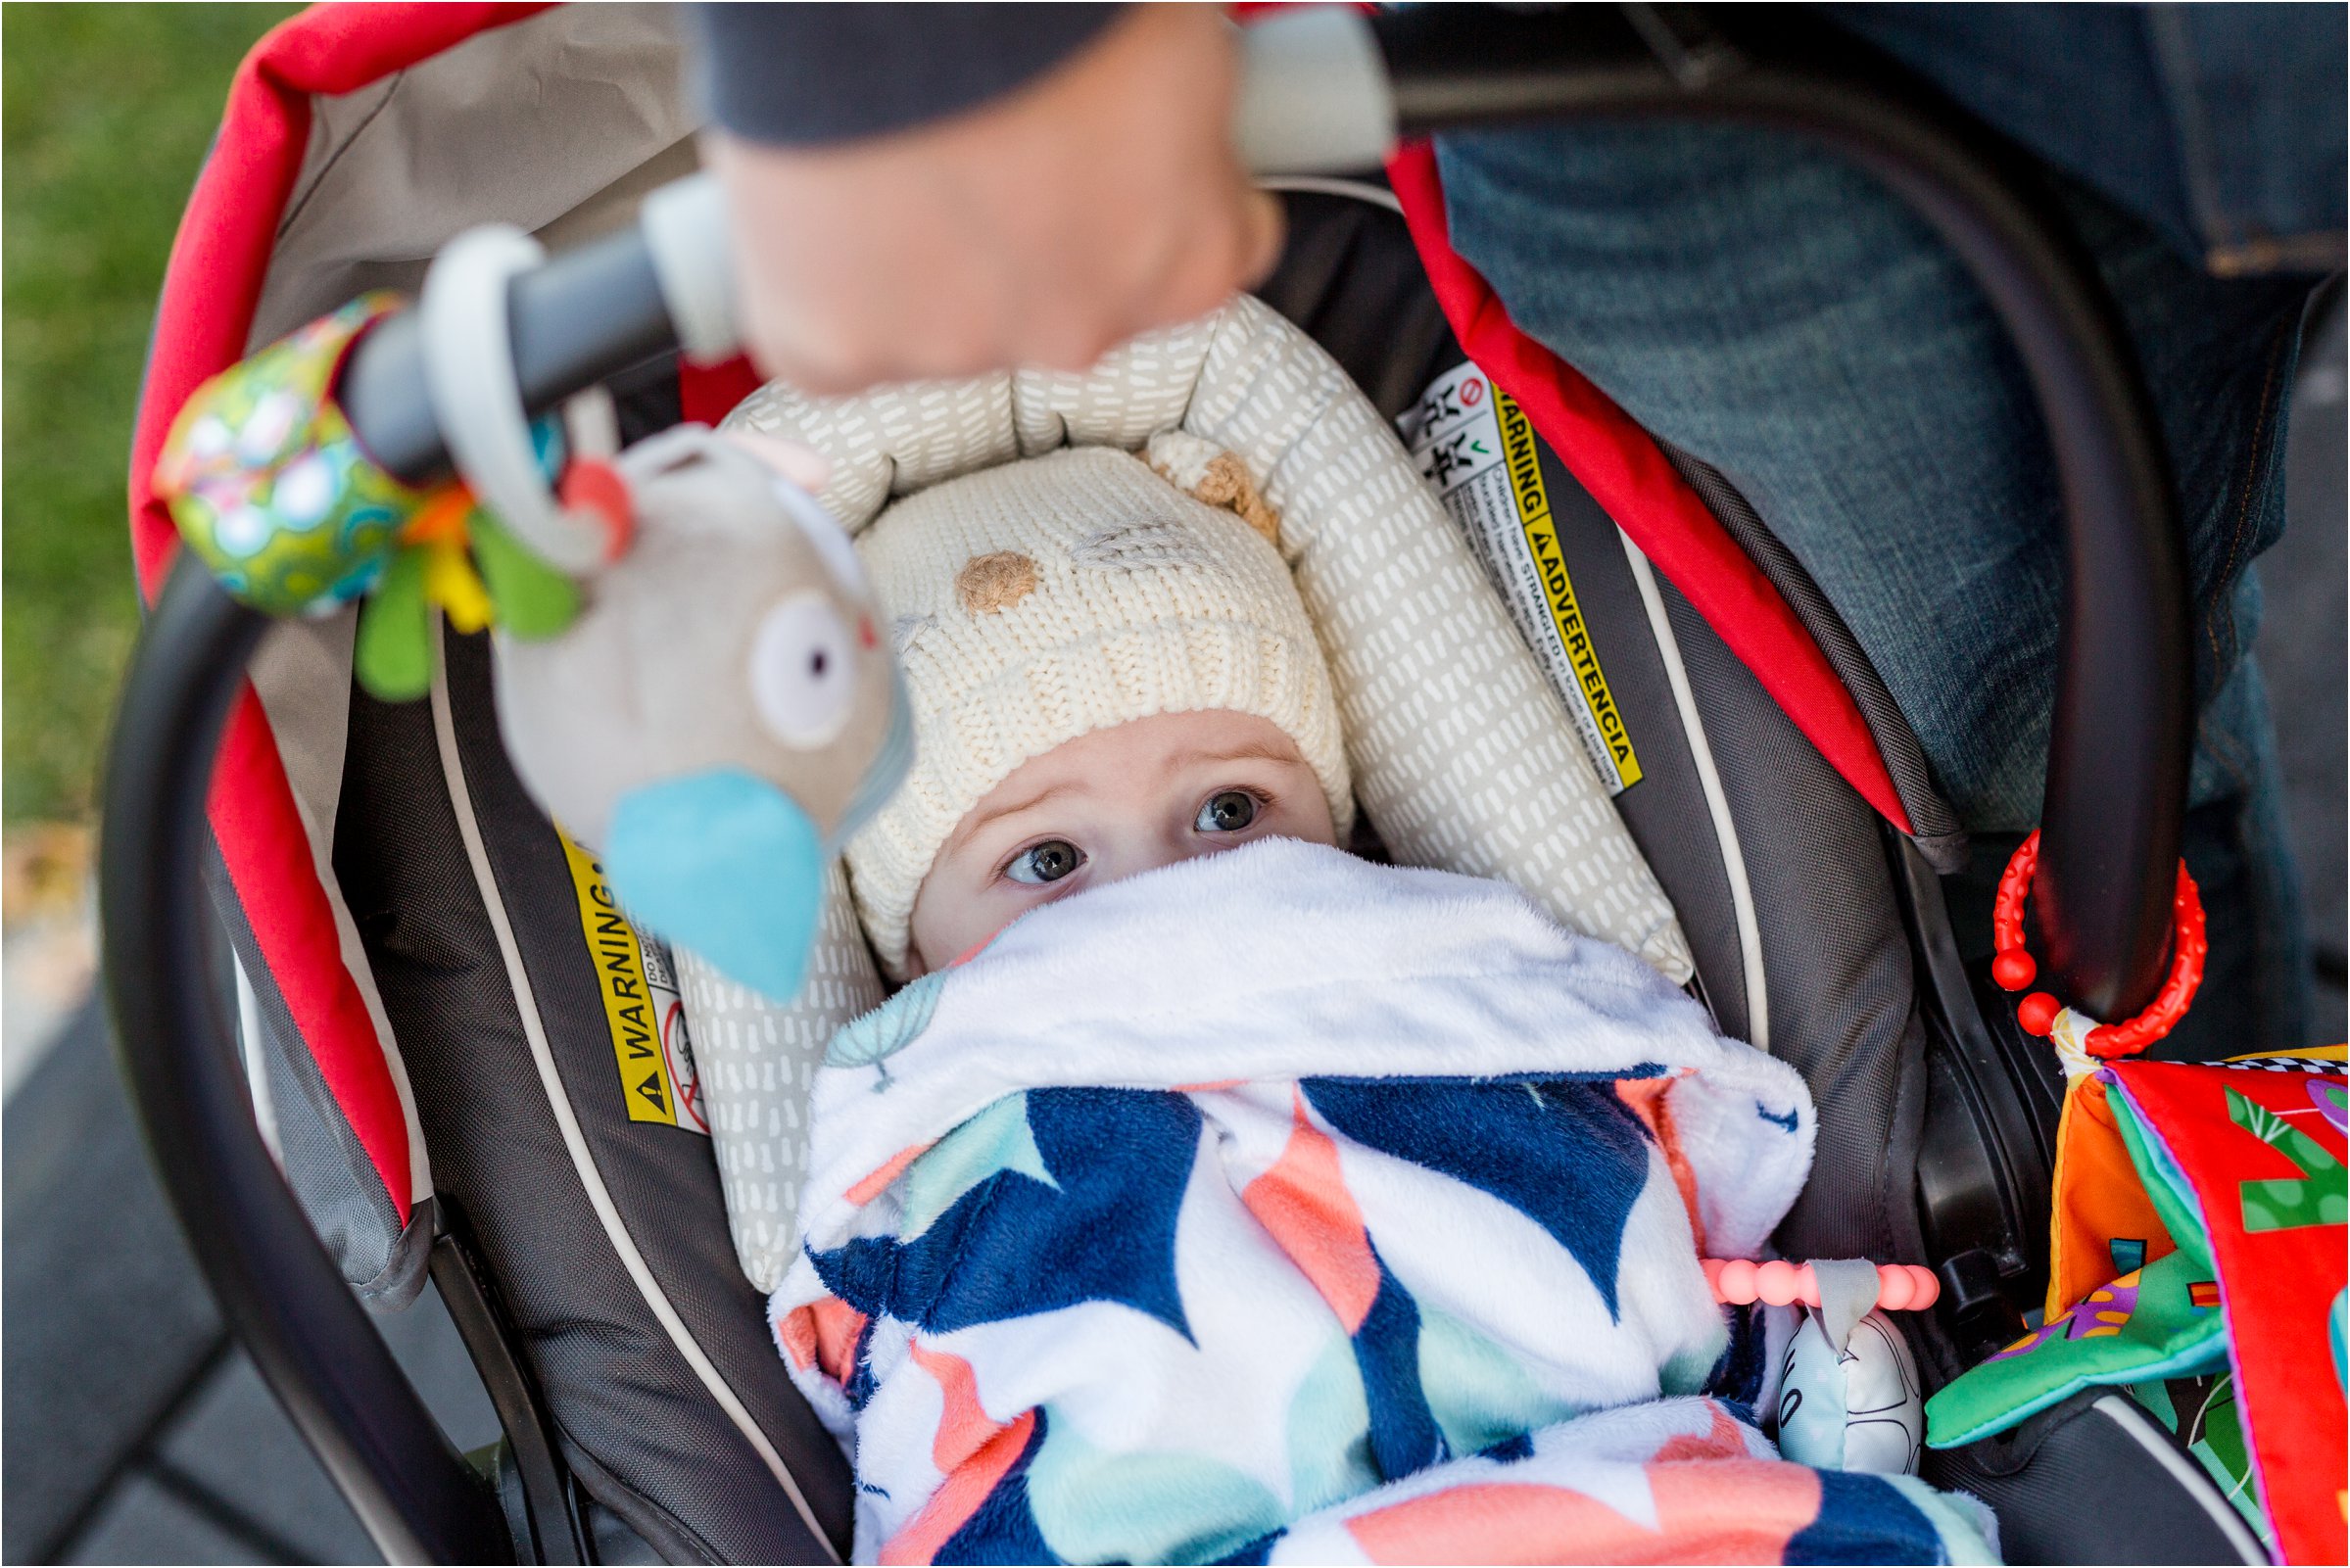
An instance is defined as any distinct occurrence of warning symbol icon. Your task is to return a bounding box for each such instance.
[634,1069,669,1118]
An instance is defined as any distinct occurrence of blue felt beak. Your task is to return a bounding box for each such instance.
[604,769,826,1002]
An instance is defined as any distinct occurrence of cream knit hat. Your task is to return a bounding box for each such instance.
[844,435,1353,976]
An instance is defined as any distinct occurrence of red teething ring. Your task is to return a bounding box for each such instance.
[1990,831,2205,1056]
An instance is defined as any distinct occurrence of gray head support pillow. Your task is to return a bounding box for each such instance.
[683,296,1692,1290]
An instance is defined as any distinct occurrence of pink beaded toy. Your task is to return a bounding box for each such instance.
[1702,1258,1941,1311]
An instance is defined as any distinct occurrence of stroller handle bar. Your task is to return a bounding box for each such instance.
[106,6,2188,1561]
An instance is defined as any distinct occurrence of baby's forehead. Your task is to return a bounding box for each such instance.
[950,711,1313,830]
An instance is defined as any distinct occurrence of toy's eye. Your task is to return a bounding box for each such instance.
[749,592,857,748]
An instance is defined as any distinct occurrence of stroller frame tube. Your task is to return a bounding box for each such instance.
[100,554,511,1565]
[104,7,2193,1560]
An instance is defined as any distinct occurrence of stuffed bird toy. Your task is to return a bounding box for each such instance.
[497,425,909,1000]
[156,297,907,1003]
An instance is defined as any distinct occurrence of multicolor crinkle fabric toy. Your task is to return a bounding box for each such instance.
[1925,1047,2347,1564]
[153,293,580,699]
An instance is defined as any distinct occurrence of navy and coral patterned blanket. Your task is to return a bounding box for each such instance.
[771,840,1998,1563]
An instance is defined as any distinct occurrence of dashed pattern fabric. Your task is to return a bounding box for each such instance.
[677,863,881,1285]
[704,296,1691,1291]
[1184,304,1687,976]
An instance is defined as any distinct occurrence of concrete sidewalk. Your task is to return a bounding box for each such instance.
[2,1000,499,1565]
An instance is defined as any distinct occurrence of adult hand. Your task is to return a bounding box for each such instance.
[703,4,1280,394]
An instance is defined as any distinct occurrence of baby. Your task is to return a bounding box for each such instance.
[776,441,1994,1566]
[836,434,1353,985]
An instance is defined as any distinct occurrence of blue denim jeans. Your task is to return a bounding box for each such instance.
[1435,4,2343,1047]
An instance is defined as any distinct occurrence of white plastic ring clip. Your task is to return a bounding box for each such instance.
[417,223,609,576]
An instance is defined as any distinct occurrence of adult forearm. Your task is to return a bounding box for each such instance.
[687,5,1275,394]
[686,3,1125,147]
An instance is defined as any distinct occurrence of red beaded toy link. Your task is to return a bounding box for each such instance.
[1702,1259,1941,1311]
[1990,831,2206,1056]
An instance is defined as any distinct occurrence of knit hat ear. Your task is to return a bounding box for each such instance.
[1145,431,1280,549]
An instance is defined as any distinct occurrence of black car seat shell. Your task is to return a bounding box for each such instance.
[107,7,2266,1562]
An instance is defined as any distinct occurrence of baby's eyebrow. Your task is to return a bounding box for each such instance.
[950,780,1082,846]
[1178,738,1307,769]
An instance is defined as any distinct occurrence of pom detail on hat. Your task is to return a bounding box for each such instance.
[1146,430,1280,546]
[955,551,1037,614]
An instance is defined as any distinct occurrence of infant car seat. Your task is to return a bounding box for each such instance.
[104,6,2272,1563]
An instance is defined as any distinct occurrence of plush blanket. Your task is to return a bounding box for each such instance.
[772,840,1996,1563]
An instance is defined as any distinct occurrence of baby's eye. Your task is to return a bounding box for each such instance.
[1195,789,1260,833]
[1004,839,1084,886]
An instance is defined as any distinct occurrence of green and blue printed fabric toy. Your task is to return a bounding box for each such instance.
[156,295,581,701]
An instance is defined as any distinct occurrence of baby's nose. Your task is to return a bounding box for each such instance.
[1166,833,1251,872]
[1104,836,1219,886]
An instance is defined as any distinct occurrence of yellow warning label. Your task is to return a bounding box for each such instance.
[1497,393,1644,790]
[1400,361,1643,796]
[558,832,703,1130]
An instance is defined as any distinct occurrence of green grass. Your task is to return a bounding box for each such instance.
[3,3,297,824]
